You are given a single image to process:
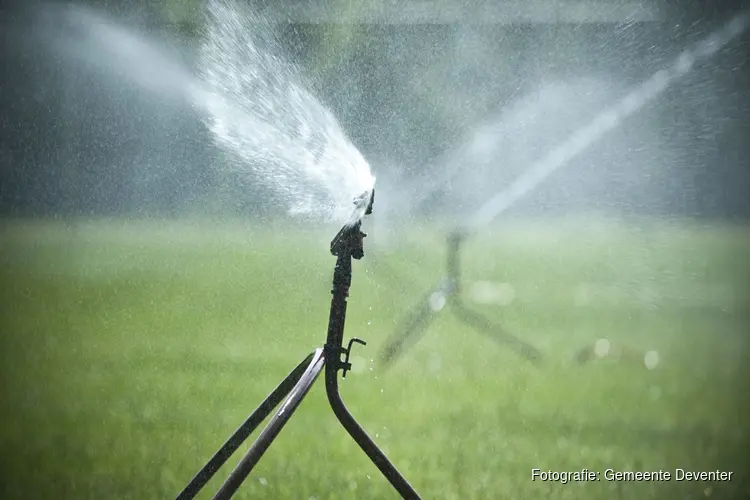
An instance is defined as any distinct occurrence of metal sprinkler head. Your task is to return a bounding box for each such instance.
[330,189,374,260]
[353,188,375,216]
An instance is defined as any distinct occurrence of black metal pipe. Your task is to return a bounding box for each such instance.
[176,187,422,500]
[378,287,439,367]
[324,352,421,499]
[213,349,326,500]
[175,353,314,500]
[326,254,352,348]
[451,300,543,364]
[446,229,463,288]
[325,247,421,499]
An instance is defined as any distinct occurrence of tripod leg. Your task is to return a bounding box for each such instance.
[213,349,326,500]
[451,300,543,365]
[325,348,422,499]
[175,352,315,500]
[378,286,443,369]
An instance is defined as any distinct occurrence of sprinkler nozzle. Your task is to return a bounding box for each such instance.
[354,189,375,215]
[331,189,374,260]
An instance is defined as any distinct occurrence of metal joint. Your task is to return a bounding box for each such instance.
[341,338,367,378]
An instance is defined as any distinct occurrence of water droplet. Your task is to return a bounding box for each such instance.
[349,355,365,375]
[367,320,372,326]
[644,350,660,370]
[199,0,376,223]
[258,477,268,486]
[428,292,446,311]
[594,338,611,358]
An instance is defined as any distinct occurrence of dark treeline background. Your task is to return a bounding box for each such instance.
[0,0,748,220]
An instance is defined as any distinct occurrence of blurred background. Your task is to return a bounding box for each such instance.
[0,1,748,499]
[1,0,748,221]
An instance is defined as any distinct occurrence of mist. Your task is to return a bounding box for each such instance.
[1,2,748,224]
[1,1,749,499]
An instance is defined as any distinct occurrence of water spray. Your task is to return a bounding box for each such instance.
[379,8,750,368]
[468,9,749,232]
[52,0,376,225]
[196,0,376,224]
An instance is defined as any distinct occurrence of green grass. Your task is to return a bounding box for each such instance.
[1,217,748,499]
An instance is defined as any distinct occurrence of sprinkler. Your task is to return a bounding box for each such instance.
[379,225,543,369]
[379,7,749,369]
[175,188,421,500]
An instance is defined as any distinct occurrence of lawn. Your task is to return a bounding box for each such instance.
[1,217,748,499]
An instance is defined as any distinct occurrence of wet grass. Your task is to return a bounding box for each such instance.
[1,217,748,499]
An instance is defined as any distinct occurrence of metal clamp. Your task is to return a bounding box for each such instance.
[341,337,367,378]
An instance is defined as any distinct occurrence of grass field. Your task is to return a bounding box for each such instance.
[1,217,748,499]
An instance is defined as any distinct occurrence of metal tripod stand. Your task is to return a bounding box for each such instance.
[176,190,421,500]
[378,227,542,369]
